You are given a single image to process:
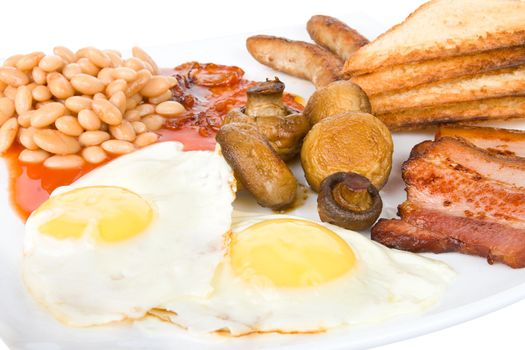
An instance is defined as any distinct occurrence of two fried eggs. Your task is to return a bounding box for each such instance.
[22,141,455,334]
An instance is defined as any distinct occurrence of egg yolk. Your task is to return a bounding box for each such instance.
[35,186,154,243]
[230,219,356,288]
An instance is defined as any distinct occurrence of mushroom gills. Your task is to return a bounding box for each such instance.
[317,172,382,231]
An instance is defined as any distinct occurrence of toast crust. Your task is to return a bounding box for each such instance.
[370,65,525,114]
[344,0,525,74]
[351,46,525,96]
[376,96,525,130]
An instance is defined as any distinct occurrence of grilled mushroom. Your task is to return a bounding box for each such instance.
[318,172,382,230]
[216,123,297,210]
[224,78,310,161]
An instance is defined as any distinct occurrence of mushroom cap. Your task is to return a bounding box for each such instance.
[304,80,371,125]
[216,123,297,209]
[300,112,393,192]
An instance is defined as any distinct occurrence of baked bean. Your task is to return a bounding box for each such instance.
[3,54,23,67]
[131,121,147,134]
[125,69,151,96]
[97,67,114,85]
[18,127,39,150]
[0,112,9,127]
[125,97,138,111]
[77,109,101,131]
[55,116,84,136]
[124,109,141,122]
[109,120,135,141]
[17,110,34,128]
[53,46,75,64]
[130,93,143,103]
[0,67,30,87]
[65,96,91,113]
[16,52,43,71]
[136,103,155,117]
[104,50,123,67]
[0,97,15,119]
[31,85,52,102]
[78,57,100,76]
[75,47,90,60]
[0,118,19,153]
[47,72,74,99]
[26,82,37,91]
[33,128,81,155]
[70,74,105,95]
[141,114,164,131]
[30,102,66,128]
[166,76,178,88]
[155,101,185,118]
[18,149,50,164]
[124,57,146,71]
[93,92,106,101]
[105,78,127,97]
[149,90,173,104]
[134,131,158,148]
[38,55,64,72]
[44,154,85,169]
[109,91,126,114]
[86,47,111,68]
[62,63,82,80]
[92,98,122,125]
[15,86,33,115]
[140,76,170,97]
[132,47,159,75]
[112,67,137,82]
[101,139,135,154]
[82,146,107,164]
[4,86,17,100]
[0,81,6,92]
[79,130,110,146]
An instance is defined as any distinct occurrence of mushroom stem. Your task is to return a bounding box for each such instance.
[245,78,287,117]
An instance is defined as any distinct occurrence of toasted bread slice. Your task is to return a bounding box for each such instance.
[351,46,525,96]
[376,96,525,130]
[370,65,525,114]
[344,0,525,75]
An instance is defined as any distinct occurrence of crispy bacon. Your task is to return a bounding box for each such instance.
[371,136,525,268]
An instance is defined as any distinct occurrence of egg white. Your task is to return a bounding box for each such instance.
[23,142,236,326]
[156,214,456,335]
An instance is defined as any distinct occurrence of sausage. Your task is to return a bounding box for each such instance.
[246,35,343,88]
[307,15,369,61]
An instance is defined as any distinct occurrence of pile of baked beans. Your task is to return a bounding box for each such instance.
[0,46,185,168]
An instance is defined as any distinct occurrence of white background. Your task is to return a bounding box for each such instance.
[0,0,523,349]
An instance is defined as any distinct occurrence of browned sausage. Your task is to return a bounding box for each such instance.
[307,15,369,61]
[246,35,343,88]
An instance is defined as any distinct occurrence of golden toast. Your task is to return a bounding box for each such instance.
[344,0,525,75]
[351,46,525,96]
[369,65,525,114]
[376,96,525,130]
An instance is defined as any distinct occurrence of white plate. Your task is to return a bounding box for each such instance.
[2,16,525,350]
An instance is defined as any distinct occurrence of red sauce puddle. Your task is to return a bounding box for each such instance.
[5,62,304,220]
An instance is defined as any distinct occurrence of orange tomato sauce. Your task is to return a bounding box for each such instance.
[4,62,304,220]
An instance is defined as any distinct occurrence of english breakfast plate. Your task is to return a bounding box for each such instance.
[2,15,525,350]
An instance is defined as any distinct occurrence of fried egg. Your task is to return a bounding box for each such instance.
[155,214,455,335]
[22,141,236,326]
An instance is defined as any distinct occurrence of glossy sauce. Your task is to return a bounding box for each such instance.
[5,62,304,220]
